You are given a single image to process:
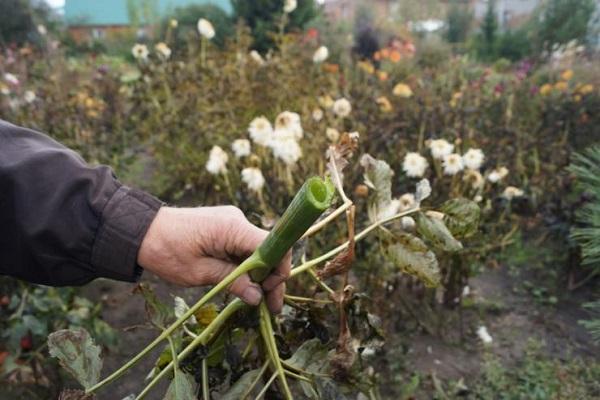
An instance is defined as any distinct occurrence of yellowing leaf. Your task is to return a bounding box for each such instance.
[386,233,440,287]
[194,304,218,326]
[416,212,463,252]
[439,198,481,239]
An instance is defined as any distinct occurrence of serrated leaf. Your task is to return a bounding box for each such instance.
[173,297,197,325]
[360,154,394,223]
[164,370,196,400]
[416,212,463,252]
[220,368,261,400]
[386,233,441,287]
[439,198,481,238]
[48,328,103,390]
[134,284,173,329]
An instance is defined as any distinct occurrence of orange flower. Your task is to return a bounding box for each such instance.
[323,63,340,73]
[373,51,381,61]
[376,96,393,112]
[380,48,390,59]
[377,71,388,81]
[389,50,401,63]
[393,83,413,98]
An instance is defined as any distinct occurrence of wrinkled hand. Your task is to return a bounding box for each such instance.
[137,206,291,313]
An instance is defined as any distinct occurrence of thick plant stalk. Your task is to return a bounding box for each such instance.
[92,177,334,397]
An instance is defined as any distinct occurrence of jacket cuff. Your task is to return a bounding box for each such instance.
[91,186,163,282]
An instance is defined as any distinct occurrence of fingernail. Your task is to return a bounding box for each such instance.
[241,285,262,306]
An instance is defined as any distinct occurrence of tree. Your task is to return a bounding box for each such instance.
[0,0,55,46]
[232,0,318,52]
[162,4,233,48]
[445,2,473,43]
[472,0,498,61]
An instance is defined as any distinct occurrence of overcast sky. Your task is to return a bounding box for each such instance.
[45,0,65,8]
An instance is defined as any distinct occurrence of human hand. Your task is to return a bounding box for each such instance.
[137,206,291,313]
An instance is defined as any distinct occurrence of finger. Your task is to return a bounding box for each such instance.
[226,217,269,258]
[266,281,285,314]
[262,251,292,292]
[192,258,263,306]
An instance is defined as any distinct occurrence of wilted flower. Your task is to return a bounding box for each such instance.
[283,0,297,13]
[476,326,493,345]
[312,108,324,121]
[402,152,429,178]
[313,46,329,63]
[398,193,416,212]
[463,169,484,189]
[197,18,215,39]
[332,98,352,118]
[231,139,251,158]
[502,186,524,200]
[205,145,228,175]
[169,19,178,28]
[376,96,393,112]
[393,83,413,98]
[37,25,47,36]
[428,139,454,159]
[248,116,274,146]
[270,138,302,165]
[274,111,303,140]
[462,148,485,170]
[4,73,19,86]
[326,127,339,142]
[131,43,149,60]
[249,50,264,65]
[23,90,36,103]
[318,95,334,109]
[487,166,509,183]
[442,153,464,175]
[154,42,171,60]
[241,167,265,192]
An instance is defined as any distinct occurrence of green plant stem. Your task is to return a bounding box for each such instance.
[291,207,420,277]
[201,358,209,400]
[241,360,270,399]
[258,301,293,399]
[284,369,312,383]
[255,371,278,400]
[135,299,245,400]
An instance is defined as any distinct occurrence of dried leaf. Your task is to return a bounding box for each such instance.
[317,206,355,280]
[326,132,359,184]
[415,179,432,203]
[134,283,173,329]
[58,389,96,400]
[164,370,196,400]
[415,212,463,252]
[48,328,103,390]
[194,304,218,327]
[386,233,441,287]
[173,297,197,325]
[360,154,394,223]
[439,198,481,239]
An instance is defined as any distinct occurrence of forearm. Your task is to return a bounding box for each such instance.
[0,120,162,286]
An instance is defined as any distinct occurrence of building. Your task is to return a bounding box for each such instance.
[64,0,231,42]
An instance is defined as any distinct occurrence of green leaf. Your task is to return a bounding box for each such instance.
[163,370,196,400]
[360,154,395,222]
[220,368,261,400]
[416,212,463,252]
[285,338,329,373]
[386,233,441,287]
[439,198,481,239]
[47,328,103,390]
[134,284,174,329]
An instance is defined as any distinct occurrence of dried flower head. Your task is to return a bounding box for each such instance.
[429,139,454,159]
[248,116,274,146]
[154,42,171,60]
[249,50,264,65]
[398,193,416,212]
[463,169,484,189]
[131,44,149,60]
[269,137,302,165]
[24,90,36,103]
[462,148,485,170]
[274,111,303,140]
[393,83,413,98]
[326,127,340,142]
[442,153,464,175]
[312,108,324,121]
[284,0,297,13]
[205,145,228,175]
[197,18,215,39]
[333,98,352,118]
[241,167,265,192]
[502,186,524,200]
[403,152,429,178]
[487,166,509,183]
[231,139,251,158]
[313,46,329,63]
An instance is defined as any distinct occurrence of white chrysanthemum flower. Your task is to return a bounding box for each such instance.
[269,138,302,165]
[326,127,339,142]
[231,139,251,158]
[4,73,19,86]
[197,18,215,39]
[284,0,297,13]
[312,46,329,63]
[429,139,454,159]
[249,50,264,65]
[463,169,484,189]
[403,152,429,178]
[205,145,228,175]
[442,153,464,175]
[398,193,416,212]
[487,166,509,183]
[462,285,470,297]
[477,326,493,345]
[169,19,178,28]
[241,167,266,192]
[154,42,171,60]
[174,297,197,325]
[474,194,483,203]
[37,25,47,36]
[333,98,352,118]
[274,111,303,140]
[401,216,416,231]
[248,116,274,146]
[131,43,149,60]
[463,148,485,170]
[312,108,324,121]
[23,90,36,104]
[502,186,524,200]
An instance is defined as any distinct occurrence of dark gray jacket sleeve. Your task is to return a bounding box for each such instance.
[0,120,162,286]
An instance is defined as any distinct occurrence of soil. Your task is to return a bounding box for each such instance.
[65,264,599,400]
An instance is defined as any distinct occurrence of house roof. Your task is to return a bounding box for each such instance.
[65,0,231,26]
